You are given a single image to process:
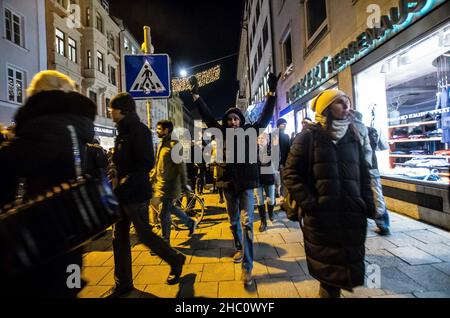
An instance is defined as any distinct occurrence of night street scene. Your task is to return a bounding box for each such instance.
[1,0,450,307]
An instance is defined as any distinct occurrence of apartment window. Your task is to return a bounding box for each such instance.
[86,7,91,27]
[106,98,111,119]
[7,67,24,104]
[262,19,269,49]
[56,28,65,56]
[87,50,92,68]
[108,65,116,86]
[282,31,293,70]
[68,37,77,63]
[4,8,23,46]
[305,0,328,45]
[97,51,104,73]
[89,91,97,104]
[253,56,258,74]
[107,34,115,51]
[96,11,103,33]
[252,19,256,42]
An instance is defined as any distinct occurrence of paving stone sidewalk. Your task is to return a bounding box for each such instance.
[79,193,450,298]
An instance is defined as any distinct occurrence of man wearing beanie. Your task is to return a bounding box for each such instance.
[189,73,280,287]
[104,93,186,297]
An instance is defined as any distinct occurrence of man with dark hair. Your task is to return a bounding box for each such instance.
[104,93,186,297]
[151,120,198,243]
[189,73,279,286]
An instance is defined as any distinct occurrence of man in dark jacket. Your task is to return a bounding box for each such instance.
[276,118,291,199]
[189,73,279,286]
[105,93,186,297]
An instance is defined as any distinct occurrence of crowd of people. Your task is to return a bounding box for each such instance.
[0,69,392,299]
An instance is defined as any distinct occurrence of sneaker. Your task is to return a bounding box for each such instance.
[375,227,391,236]
[188,218,199,237]
[232,250,244,263]
[241,270,253,287]
[101,286,134,298]
[167,253,186,285]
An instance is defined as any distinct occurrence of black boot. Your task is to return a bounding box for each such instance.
[167,253,186,285]
[267,204,275,222]
[258,205,267,232]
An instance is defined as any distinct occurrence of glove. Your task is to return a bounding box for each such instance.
[183,184,192,194]
[189,76,200,95]
[267,73,281,93]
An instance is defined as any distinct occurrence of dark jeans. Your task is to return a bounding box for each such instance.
[112,201,181,290]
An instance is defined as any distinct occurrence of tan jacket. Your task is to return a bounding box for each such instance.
[151,135,187,199]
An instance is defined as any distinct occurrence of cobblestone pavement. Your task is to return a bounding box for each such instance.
[79,193,450,298]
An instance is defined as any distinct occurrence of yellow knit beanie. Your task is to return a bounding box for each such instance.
[311,89,349,125]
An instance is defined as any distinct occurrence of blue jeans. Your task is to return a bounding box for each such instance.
[370,170,390,230]
[255,184,275,206]
[157,197,194,241]
[224,189,254,272]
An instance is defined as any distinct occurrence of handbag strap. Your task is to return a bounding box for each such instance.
[66,125,83,181]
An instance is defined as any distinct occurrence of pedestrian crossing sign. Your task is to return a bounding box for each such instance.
[125,54,172,99]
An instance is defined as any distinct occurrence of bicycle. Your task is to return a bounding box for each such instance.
[150,191,206,231]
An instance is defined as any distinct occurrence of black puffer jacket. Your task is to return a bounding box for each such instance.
[283,124,375,291]
[194,96,276,193]
[0,90,96,298]
[113,112,154,204]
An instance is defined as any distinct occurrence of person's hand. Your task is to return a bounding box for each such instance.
[189,76,199,95]
[268,73,281,93]
[183,184,192,194]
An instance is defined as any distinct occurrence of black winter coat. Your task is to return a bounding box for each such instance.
[0,90,97,298]
[194,96,276,193]
[279,131,291,167]
[283,124,375,291]
[113,113,154,204]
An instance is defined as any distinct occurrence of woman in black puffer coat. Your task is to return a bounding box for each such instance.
[283,89,375,298]
[0,71,97,298]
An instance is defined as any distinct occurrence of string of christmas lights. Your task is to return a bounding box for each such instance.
[172,65,221,93]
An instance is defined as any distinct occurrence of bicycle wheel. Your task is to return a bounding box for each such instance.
[172,193,205,230]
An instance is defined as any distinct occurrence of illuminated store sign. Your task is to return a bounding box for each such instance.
[288,0,445,103]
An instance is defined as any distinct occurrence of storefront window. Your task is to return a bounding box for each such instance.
[354,23,450,185]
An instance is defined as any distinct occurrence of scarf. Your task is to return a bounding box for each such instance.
[330,118,351,144]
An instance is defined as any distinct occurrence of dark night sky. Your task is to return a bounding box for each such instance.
[108,0,245,119]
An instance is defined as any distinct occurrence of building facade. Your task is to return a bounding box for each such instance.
[237,0,276,124]
[168,93,184,130]
[0,0,47,125]
[263,0,450,228]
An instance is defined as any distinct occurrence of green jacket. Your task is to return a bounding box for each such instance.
[151,135,187,199]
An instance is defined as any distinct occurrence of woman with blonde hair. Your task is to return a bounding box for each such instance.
[0,70,97,298]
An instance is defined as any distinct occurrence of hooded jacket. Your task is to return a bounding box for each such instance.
[194,96,276,192]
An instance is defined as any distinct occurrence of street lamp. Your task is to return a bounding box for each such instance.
[179,69,188,78]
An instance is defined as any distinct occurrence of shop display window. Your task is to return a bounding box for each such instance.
[355,23,450,184]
